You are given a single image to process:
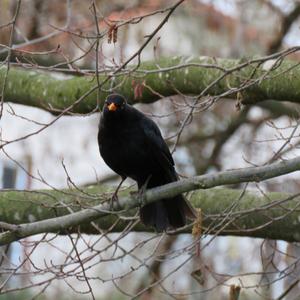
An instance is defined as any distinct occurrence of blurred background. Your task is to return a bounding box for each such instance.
[1,0,300,299]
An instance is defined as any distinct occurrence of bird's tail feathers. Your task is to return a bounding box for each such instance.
[140,194,195,232]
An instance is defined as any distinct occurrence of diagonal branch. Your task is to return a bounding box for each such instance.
[267,3,300,54]
[0,155,299,245]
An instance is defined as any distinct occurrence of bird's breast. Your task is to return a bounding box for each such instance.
[99,126,154,181]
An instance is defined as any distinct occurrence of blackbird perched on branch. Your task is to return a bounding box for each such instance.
[98,94,195,231]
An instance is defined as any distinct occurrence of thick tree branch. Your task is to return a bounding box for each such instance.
[1,49,300,114]
[268,4,300,54]
[0,156,299,245]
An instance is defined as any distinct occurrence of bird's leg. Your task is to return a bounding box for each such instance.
[137,175,152,207]
[110,176,126,210]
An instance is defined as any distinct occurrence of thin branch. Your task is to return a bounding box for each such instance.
[0,155,299,245]
[268,3,300,54]
[0,0,21,119]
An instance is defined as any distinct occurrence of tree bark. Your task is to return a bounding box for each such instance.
[1,52,300,113]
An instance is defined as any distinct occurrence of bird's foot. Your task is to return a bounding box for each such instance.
[110,192,120,210]
[137,175,152,207]
[138,189,146,207]
[109,176,126,211]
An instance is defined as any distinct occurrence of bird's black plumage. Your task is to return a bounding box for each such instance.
[98,94,195,231]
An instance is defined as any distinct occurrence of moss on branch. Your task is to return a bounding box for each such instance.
[1,55,300,113]
[1,186,300,243]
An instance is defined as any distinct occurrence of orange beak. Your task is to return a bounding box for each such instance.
[108,102,117,112]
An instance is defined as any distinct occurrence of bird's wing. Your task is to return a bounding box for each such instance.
[140,116,177,178]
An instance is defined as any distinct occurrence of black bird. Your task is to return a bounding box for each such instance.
[98,94,195,231]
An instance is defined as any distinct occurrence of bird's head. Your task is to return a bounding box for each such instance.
[103,94,127,115]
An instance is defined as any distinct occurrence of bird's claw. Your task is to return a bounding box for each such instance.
[137,175,151,207]
[110,192,120,210]
[108,176,126,211]
[129,190,143,207]
[138,189,145,207]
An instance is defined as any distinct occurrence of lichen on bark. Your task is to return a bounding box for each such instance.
[1,56,300,114]
[1,187,300,242]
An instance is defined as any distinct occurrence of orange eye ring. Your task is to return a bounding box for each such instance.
[108,102,117,111]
